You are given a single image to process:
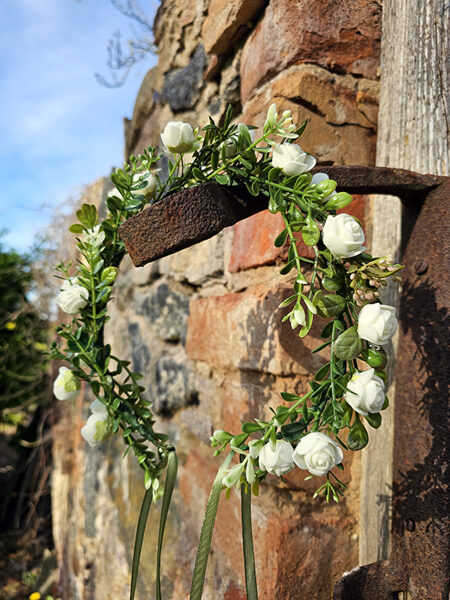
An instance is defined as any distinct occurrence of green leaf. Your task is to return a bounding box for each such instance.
[274,229,288,248]
[250,180,260,196]
[215,173,229,185]
[280,392,301,402]
[320,321,334,339]
[347,418,369,450]
[280,422,304,442]
[279,259,296,275]
[365,412,382,429]
[69,223,84,234]
[299,308,314,338]
[293,172,312,191]
[278,293,298,308]
[295,119,308,138]
[314,363,330,381]
[301,213,320,246]
[211,150,219,171]
[223,104,233,128]
[315,292,346,318]
[324,192,353,211]
[315,179,337,198]
[302,295,317,315]
[192,167,206,181]
[365,348,388,369]
[241,422,264,433]
[322,274,344,292]
[333,326,362,361]
[76,203,98,229]
[230,433,248,447]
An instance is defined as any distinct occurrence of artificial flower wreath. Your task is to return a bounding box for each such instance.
[52,104,402,599]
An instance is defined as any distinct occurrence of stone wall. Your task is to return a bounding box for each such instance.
[52,1,382,598]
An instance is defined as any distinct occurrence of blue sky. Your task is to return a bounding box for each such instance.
[0,0,158,251]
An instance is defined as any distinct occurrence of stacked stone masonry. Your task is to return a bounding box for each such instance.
[53,1,382,598]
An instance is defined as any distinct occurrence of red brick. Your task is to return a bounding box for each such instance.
[340,194,366,230]
[186,285,327,376]
[228,210,315,273]
[240,0,381,103]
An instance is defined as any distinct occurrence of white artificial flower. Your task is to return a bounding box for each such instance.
[293,432,343,477]
[161,121,196,154]
[81,401,110,448]
[56,279,89,315]
[357,303,398,345]
[53,366,81,401]
[258,439,294,476]
[84,225,105,248]
[344,369,385,415]
[272,144,316,176]
[322,214,366,259]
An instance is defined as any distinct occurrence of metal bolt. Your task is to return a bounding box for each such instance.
[414,259,428,275]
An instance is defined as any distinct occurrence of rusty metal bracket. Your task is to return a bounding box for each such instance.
[118,166,449,599]
[333,172,450,600]
[118,166,444,267]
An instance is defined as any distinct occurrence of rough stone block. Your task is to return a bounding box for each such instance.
[159,230,227,285]
[240,0,381,103]
[186,285,327,376]
[153,354,198,415]
[162,45,207,111]
[242,65,378,165]
[201,0,267,55]
[133,282,190,343]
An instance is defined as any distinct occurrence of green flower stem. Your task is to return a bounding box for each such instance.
[204,126,280,182]
[155,155,182,202]
[329,320,340,404]
[308,248,320,301]
[282,213,304,295]
[255,177,328,219]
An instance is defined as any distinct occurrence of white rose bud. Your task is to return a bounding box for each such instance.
[248,439,263,459]
[322,214,366,259]
[345,369,385,415]
[258,439,294,476]
[161,121,195,154]
[293,432,343,477]
[53,366,81,401]
[81,402,110,448]
[357,303,398,345]
[222,462,245,488]
[264,103,278,129]
[56,279,89,315]
[272,144,316,176]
